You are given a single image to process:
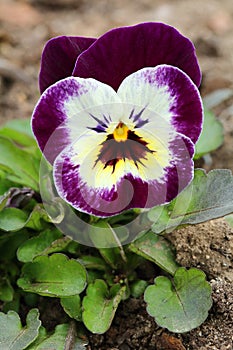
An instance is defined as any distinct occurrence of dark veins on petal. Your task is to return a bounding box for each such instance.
[87,113,112,133]
[129,107,149,128]
[95,131,155,173]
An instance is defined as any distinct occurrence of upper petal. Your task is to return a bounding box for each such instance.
[39,36,96,93]
[117,65,203,144]
[73,22,201,90]
[32,76,121,163]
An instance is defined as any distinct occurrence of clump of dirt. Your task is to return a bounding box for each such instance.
[167,218,233,281]
[182,278,233,350]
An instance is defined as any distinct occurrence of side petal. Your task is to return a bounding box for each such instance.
[53,125,194,217]
[39,36,96,93]
[31,77,121,163]
[117,65,203,144]
[73,22,201,90]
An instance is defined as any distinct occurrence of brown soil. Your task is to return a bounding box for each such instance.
[1,0,233,349]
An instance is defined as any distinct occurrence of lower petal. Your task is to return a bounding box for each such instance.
[53,127,194,217]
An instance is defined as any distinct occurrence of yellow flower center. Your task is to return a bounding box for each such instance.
[113,122,129,142]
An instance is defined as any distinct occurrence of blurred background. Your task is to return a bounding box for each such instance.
[0,0,233,169]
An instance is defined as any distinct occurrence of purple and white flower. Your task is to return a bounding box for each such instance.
[32,22,203,217]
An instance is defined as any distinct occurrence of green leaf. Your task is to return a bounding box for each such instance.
[129,231,179,275]
[0,309,41,350]
[0,177,16,196]
[225,214,233,228]
[25,327,47,349]
[82,279,126,334]
[130,280,148,298]
[0,136,39,190]
[144,267,212,333]
[0,208,28,231]
[0,230,29,260]
[86,270,104,284]
[194,108,224,159]
[89,219,129,250]
[0,204,55,233]
[25,204,52,231]
[2,292,20,313]
[26,324,87,350]
[0,118,34,146]
[148,169,233,233]
[0,277,14,302]
[42,236,76,255]
[97,247,121,270]
[60,295,82,321]
[17,253,87,297]
[90,221,127,269]
[79,255,108,271]
[17,229,62,262]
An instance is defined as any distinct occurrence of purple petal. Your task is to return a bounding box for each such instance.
[53,130,194,217]
[39,36,96,93]
[73,22,201,91]
[118,65,203,144]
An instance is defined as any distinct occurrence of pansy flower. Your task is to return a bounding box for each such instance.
[32,22,203,217]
